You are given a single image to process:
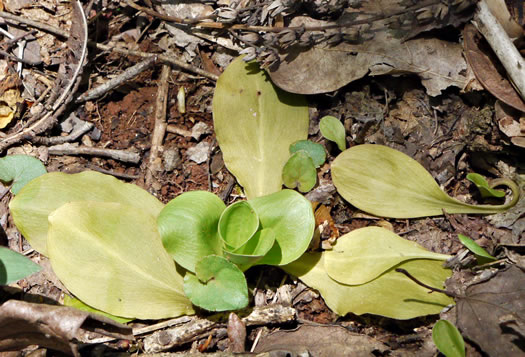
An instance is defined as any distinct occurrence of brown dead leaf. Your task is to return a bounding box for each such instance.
[314,203,339,241]
[0,300,132,356]
[253,324,388,356]
[0,75,22,129]
[456,265,525,356]
[269,2,473,96]
[227,312,246,353]
[464,24,525,112]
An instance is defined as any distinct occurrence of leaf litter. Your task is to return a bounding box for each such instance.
[0,0,524,355]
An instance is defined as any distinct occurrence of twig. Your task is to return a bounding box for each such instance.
[33,120,94,145]
[145,64,170,188]
[95,43,218,81]
[166,124,191,137]
[473,0,525,101]
[48,144,141,164]
[77,56,158,102]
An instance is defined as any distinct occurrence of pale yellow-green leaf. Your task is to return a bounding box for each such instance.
[47,201,193,319]
[213,56,309,199]
[283,253,453,319]
[9,171,164,255]
[325,227,450,284]
[331,144,519,218]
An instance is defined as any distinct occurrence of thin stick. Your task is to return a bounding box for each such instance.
[76,56,158,102]
[48,145,141,164]
[95,43,218,81]
[145,64,170,188]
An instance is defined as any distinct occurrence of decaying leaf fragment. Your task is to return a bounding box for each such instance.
[0,300,132,357]
[268,5,474,96]
[456,265,525,356]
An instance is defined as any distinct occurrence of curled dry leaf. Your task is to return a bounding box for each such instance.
[463,24,525,112]
[0,300,132,357]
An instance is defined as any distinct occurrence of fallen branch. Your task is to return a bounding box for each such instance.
[76,56,158,102]
[48,144,141,164]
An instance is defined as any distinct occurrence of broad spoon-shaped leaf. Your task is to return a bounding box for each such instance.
[213,56,309,199]
[47,201,193,319]
[325,227,450,285]
[158,191,225,273]
[10,171,164,255]
[283,253,453,319]
[331,144,520,218]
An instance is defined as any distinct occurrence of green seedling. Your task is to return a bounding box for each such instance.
[213,56,309,199]
[457,234,497,264]
[283,226,453,319]
[319,115,346,151]
[289,140,326,168]
[432,320,465,357]
[331,144,520,218]
[283,140,326,193]
[0,155,46,194]
[466,172,505,198]
[282,151,317,192]
[0,246,41,285]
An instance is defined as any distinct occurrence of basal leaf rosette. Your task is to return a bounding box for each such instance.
[158,189,315,311]
[158,189,315,271]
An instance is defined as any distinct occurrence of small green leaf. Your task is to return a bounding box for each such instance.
[219,201,259,250]
[457,234,496,262]
[63,295,133,324]
[0,246,41,285]
[282,151,317,192]
[319,116,346,151]
[158,191,225,272]
[283,253,453,319]
[47,201,193,319]
[466,173,505,198]
[9,171,164,255]
[0,155,46,194]
[325,227,451,285]
[290,140,326,168]
[432,320,465,357]
[213,56,309,199]
[250,190,315,266]
[331,144,520,218]
[184,255,248,311]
